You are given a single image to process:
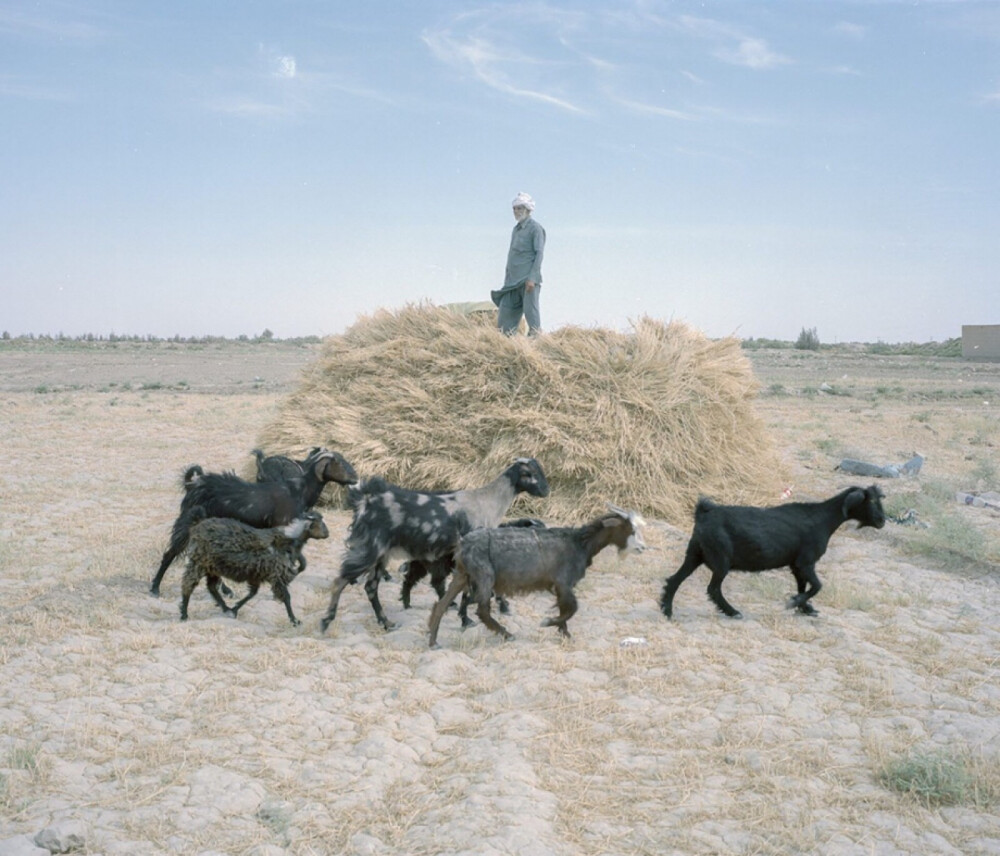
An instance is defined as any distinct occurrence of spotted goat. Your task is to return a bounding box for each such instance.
[320,458,549,633]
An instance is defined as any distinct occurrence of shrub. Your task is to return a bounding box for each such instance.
[795,326,820,351]
[878,749,984,807]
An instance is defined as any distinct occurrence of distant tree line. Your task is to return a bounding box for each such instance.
[0,328,962,357]
[0,329,322,345]
[741,330,961,357]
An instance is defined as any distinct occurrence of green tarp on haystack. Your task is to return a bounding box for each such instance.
[257,304,785,524]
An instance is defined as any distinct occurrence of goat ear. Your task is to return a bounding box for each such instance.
[310,453,333,477]
[842,488,865,517]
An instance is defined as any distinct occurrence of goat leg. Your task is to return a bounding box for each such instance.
[787,564,821,616]
[428,574,466,649]
[151,543,182,597]
[399,560,426,609]
[477,601,514,641]
[705,567,741,619]
[541,588,577,637]
[179,582,197,621]
[205,576,237,617]
[458,590,508,627]
[457,591,476,628]
[228,582,261,618]
[320,576,351,633]
[659,544,702,619]
[272,582,300,626]
[364,568,396,631]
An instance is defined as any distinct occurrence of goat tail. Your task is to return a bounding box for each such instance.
[693,497,717,519]
[338,542,381,584]
[163,504,203,563]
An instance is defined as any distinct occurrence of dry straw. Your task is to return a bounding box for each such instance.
[256,304,786,524]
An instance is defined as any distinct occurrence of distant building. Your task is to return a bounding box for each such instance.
[962,325,1000,360]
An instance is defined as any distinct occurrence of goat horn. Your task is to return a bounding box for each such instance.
[607,502,646,527]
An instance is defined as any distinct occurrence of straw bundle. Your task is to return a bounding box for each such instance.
[256,304,786,524]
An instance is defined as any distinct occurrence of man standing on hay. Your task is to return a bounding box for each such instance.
[491,191,545,336]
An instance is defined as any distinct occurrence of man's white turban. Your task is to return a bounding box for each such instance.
[511,192,535,211]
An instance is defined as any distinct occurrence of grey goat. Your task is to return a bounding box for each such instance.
[428,505,645,648]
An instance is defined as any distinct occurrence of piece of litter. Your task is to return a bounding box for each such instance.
[956,491,1000,511]
[837,453,922,479]
[890,509,928,529]
[620,637,647,648]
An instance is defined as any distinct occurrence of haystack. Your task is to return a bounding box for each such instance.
[256,304,786,525]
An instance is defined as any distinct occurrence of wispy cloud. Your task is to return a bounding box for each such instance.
[714,37,791,70]
[422,33,584,113]
[422,8,588,114]
[833,22,867,40]
[201,46,306,118]
[0,6,104,42]
[610,94,698,121]
[0,75,71,101]
[206,96,292,118]
[204,58,395,119]
[422,5,798,120]
[259,44,297,80]
[678,15,792,70]
[275,55,296,80]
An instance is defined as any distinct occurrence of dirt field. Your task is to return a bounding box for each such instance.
[1,339,998,856]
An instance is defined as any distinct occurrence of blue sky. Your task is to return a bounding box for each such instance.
[2,1,997,342]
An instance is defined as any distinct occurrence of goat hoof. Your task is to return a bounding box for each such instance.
[429,641,441,650]
[150,588,161,598]
[320,618,332,634]
[290,618,301,627]
[460,617,475,629]
[727,611,744,620]
[381,621,398,632]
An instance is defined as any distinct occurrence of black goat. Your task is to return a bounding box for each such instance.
[150,450,357,597]
[320,458,549,633]
[252,446,357,571]
[253,447,322,482]
[659,484,886,620]
[428,505,646,648]
[180,509,329,625]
